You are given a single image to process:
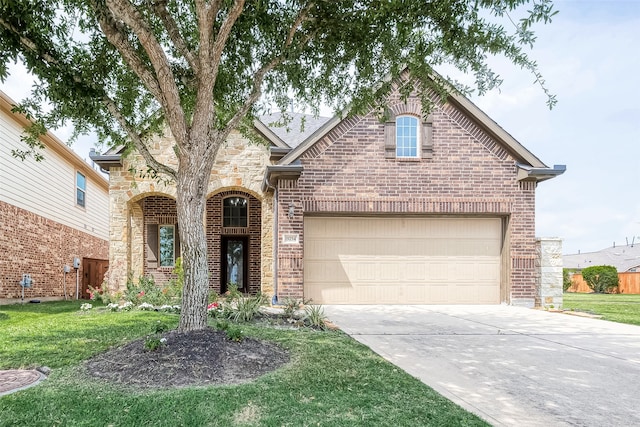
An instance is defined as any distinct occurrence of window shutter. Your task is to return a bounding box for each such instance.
[421,115,434,159]
[146,224,159,268]
[384,121,396,158]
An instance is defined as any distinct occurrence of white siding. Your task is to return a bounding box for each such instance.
[0,106,109,240]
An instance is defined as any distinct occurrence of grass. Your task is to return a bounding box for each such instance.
[563,293,640,326]
[0,301,488,427]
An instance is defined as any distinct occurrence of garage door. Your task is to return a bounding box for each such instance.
[304,217,502,304]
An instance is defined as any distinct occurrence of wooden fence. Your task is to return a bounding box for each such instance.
[567,272,640,294]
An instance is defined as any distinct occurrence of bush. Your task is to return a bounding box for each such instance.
[123,273,183,306]
[304,305,328,330]
[582,265,619,293]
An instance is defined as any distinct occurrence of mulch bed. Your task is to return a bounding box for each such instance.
[84,328,289,389]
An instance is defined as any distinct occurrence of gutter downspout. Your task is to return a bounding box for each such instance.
[263,175,279,305]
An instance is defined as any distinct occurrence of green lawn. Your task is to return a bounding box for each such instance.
[0,301,488,427]
[563,293,640,326]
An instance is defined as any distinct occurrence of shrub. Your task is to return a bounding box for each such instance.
[304,305,328,330]
[123,274,183,306]
[225,325,243,342]
[227,293,266,323]
[582,265,619,293]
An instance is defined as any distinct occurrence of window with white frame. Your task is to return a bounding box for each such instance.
[76,172,86,207]
[395,115,419,157]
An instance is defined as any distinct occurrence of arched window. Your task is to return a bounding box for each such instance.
[223,197,248,227]
[395,115,419,157]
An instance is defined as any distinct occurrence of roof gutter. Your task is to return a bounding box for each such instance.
[261,164,304,192]
[516,163,566,182]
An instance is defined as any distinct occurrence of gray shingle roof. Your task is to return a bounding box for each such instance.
[563,245,640,272]
[259,112,331,149]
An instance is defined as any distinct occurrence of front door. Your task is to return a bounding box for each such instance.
[221,236,248,294]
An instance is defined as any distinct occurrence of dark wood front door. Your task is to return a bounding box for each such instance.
[221,236,248,294]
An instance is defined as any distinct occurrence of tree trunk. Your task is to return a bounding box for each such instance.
[176,150,212,331]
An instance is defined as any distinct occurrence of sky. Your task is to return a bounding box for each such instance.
[1,0,639,255]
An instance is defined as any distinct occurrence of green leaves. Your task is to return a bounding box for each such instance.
[582,265,620,294]
[1,0,558,157]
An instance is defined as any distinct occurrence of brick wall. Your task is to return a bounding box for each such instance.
[142,195,179,284]
[276,87,539,305]
[0,200,108,301]
[206,191,262,295]
[141,192,263,295]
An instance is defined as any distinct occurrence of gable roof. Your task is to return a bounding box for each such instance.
[259,112,332,149]
[276,73,563,182]
[0,91,108,191]
[564,244,640,272]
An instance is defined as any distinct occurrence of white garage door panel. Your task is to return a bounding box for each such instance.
[304,217,502,304]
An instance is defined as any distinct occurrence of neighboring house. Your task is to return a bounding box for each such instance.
[564,244,640,272]
[0,91,109,302]
[91,73,564,307]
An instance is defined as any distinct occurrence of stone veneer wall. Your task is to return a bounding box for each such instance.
[0,200,108,300]
[536,237,563,309]
[276,87,538,306]
[105,129,274,298]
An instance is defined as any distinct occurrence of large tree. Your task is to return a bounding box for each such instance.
[0,0,557,331]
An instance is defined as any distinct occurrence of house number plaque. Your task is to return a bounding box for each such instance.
[282,234,299,244]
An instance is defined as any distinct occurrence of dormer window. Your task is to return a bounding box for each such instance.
[396,115,419,157]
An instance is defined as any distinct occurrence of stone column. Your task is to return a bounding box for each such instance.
[536,237,563,309]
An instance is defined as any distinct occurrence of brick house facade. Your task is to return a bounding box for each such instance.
[0,91,109,302]
[93,76,564,307]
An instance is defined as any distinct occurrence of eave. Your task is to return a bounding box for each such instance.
[89,148,123,170]
[516,163,566,182]
[262,163,304,192]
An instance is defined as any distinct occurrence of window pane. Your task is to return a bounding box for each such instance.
[159,225,175,267]
[76,172,86,190]
[223,197,248,227]
[76,172,86,207]
[396,116,418,158]
[76,189,85,207]
[226,240,244,288]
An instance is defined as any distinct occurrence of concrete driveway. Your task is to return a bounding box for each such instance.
[323,305,640,427]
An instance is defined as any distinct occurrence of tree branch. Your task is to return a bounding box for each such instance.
[217,5,316,147]
[0,14,175,179]
[90,0,163,102]
[191,0,244,146]
[105,0,187,145]
[103,95,177,179]
[149,0,199,74]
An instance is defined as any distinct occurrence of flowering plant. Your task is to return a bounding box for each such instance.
[107,303,119,311]
[138,302,155,311]
[207,301,222,317]
[159,304,180,313]
[80,303,92,311]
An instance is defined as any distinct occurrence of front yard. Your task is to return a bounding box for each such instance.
[0,301,488,426]
[563,293,640,326]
